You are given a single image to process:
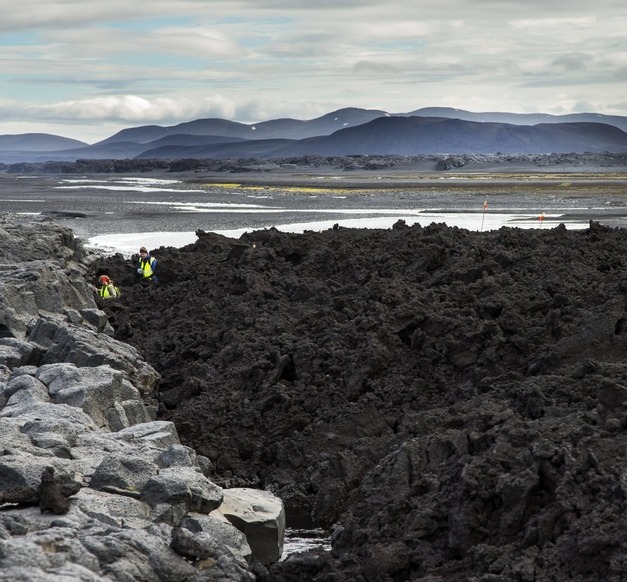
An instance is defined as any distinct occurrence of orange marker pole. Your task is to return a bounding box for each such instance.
[539,212,545,228]
[481,199,488,232]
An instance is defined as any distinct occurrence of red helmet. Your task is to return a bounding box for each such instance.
[98,275,110,284]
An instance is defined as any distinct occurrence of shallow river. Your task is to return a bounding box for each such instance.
[2,172,627,255]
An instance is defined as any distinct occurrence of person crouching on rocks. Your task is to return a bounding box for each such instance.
[137,246,158,284]
[97,274,121,299]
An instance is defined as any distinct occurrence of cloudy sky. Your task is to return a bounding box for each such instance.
[1,0,626,143]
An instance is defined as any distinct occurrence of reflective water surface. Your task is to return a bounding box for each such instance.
[2,172,627,256]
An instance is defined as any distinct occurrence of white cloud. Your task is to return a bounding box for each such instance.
[0,94,338,127]
[0,0,625,142]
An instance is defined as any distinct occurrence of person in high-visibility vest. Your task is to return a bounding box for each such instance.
[137,246,158,283]
[97,275,121,299]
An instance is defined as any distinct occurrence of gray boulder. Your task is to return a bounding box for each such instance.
[142,467,224,525]
[170,526,255,581]
[89,455,158,498]
[215,488,286,565]
[0,338,40,369]
[73,487,152,529]
[182,513,253,562]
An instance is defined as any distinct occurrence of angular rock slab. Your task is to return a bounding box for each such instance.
[214,487,286,565]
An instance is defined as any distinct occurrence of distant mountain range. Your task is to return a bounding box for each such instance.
[1,107,627,164]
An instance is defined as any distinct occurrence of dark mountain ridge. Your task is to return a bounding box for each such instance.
[405,107,627,132]
[1,107,627,163]
[268,117,627,157]
[133,117,627,160]
[94,107,389,146]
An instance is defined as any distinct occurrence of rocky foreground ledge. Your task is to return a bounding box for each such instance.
[0,214,285,582]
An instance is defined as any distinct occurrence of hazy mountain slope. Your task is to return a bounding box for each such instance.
[405,107,627,133]
[252,107,389,139]
[96,117,284,145]
[135,138,296,159]
[0,133,86,151]
[95,120,257,145]
[93,125,170,145]
[0,135,250,163]
[144,134,247,148]
[26,141,161,161]
[534,122,627,150]
[98,107,389,145]
[3,107,627,163]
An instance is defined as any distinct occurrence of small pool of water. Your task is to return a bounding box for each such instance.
[281,528,331,560]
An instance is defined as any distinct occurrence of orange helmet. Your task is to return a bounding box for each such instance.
[98,275,110,284]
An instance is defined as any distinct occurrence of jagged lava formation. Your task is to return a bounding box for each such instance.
[99,220,627,581]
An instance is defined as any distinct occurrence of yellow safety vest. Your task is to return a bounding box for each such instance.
[139,256,156,279]
[98,283,120,299]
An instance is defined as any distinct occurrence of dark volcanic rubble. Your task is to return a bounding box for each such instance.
[99,220,627,581]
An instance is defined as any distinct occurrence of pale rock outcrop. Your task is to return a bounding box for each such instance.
[0,261,100,340]
[0,216,285,581]
[29,319,159,400]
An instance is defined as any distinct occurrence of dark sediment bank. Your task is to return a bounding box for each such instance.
[99,219,627,581]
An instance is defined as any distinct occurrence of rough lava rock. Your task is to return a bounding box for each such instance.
[98,220,627,581]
